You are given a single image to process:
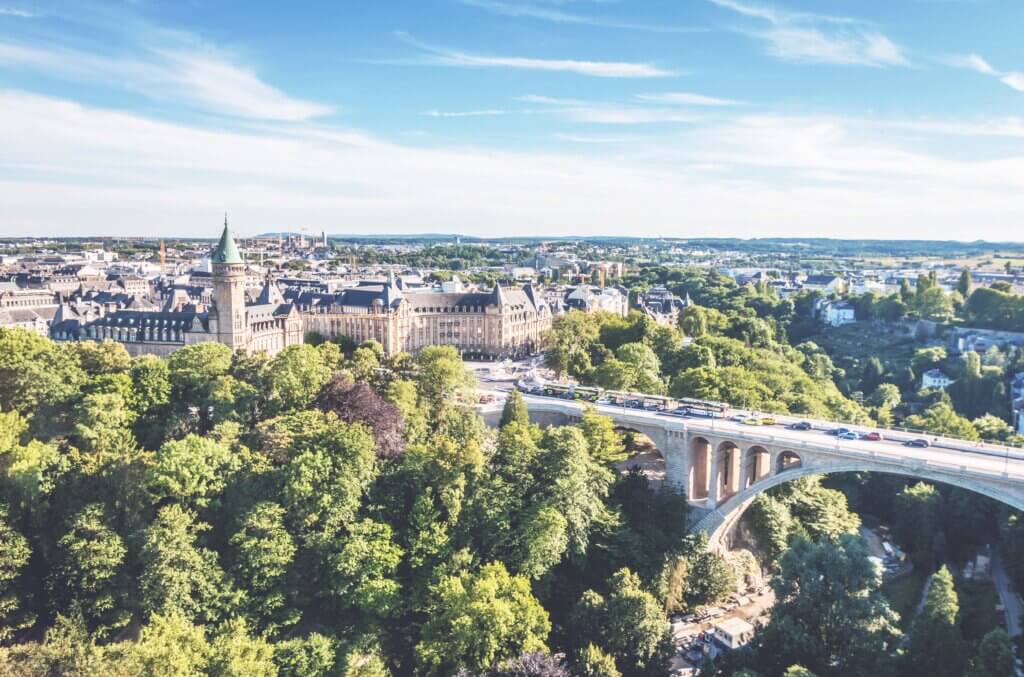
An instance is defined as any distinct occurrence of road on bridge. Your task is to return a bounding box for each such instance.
[478,387,1024,486]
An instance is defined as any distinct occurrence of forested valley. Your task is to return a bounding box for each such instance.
[1,264,1024,676]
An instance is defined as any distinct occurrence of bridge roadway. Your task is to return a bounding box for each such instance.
[476,389,1024,549]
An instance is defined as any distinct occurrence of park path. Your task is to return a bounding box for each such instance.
[914,573,935,619]
[991,548,1023,638]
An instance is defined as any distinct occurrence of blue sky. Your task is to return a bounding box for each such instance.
[1,0,1022,240]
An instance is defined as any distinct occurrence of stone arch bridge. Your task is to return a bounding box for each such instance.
[478,394,1024,551]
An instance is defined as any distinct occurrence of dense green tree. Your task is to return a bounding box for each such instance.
[130,354,171,412]
[416,345,475,408]
[967,628,1015,677]
[328,518,403,618]
[139,504,238,624]
[49,504,128,634]
[957,269,972,297]
[905,402,979,441]
[578,408,626,464]
[0,328,85,433]
[615,342,663,393]
[577,644,621,677]
[682,536,736,610]
[752,535,901,677]
[500,390,530,428]
[892,482,944,569]
[257,410,377,543]
[167,342,233,413]
[536,427,614,557]
[72,391,137,458]
[71,339,131,376]
[860,357,886,395]
[125,611,211,676]
[570,568,673,677]
[0,506,31,641]
[349,346,382,383]
[905,566,965,677]
[745,494,793,568]
[146,434,240,509]
[869,383,902,410]
[229,501,298,631]
[544,312,602,378]
[266,344,332,414]
[273,633,336,677]
[208,616,277,677]
[416,561,550,676]
[593,358,632,391]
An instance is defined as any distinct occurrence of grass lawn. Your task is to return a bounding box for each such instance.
[882,569,928,630]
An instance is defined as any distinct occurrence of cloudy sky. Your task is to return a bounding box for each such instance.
[0,0,1022,239]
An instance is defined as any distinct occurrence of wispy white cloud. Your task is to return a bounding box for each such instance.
[424,109,508,117]
[560,106,700,124]
[1003,73,1024,93]
[520,93,701,124]
[396,32,674,78]
[951,53,998,75]
[950,53,1024,93]
[0,6,35,18]
[2,89,1023,240]
[517,94,589,106]
[635,92,744,106]
[707,0,909,67]
[552,132,651,144]
[458,0,706,34]
[0,38,330,121]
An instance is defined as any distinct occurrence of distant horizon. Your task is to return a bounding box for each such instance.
[6,231,1024,248]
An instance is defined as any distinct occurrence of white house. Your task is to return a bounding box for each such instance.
[819,299,856,327]
[713,617,756,650]
[921,368,954,390]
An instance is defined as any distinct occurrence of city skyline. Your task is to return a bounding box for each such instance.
[1,0,1023,240]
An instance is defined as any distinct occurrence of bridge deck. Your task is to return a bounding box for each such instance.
[480,391,1024,484]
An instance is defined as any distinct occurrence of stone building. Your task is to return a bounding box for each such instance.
[51,220,303,357]
[295,273,552,359]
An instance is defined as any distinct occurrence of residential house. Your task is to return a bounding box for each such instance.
[921,369,954,390]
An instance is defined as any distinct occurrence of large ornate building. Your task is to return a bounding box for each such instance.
[293,273,553,359]
[49,220,551,359]
[51,221,304,357]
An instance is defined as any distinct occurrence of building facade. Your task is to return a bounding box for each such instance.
[295,274,552,359]
[51,221,303,357]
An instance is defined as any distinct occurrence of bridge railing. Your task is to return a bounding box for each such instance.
[504,393,1024,468]
[492,389,1024,454]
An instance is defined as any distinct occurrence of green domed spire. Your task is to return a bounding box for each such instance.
[212,213,243,265]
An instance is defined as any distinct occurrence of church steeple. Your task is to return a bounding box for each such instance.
[212,214,243,265]
[210,215,247,351]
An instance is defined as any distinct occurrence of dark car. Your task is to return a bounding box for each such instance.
[904,438,931,448]
[788,421,812,431]
[828,427,851,436]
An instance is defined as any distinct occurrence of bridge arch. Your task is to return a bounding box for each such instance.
[689,436,711,501]
[743,445,771,489]
[715,441,742,502]
[775,450,802,474]
[697,462,1024,553]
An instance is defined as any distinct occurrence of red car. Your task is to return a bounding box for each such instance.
[863,432,883,441]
